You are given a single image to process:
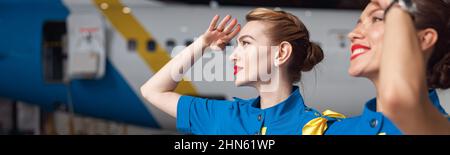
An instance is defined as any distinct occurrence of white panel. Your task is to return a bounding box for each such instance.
[67,13,106,80]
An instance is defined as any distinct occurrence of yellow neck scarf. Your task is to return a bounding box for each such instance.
[302,110,346,135]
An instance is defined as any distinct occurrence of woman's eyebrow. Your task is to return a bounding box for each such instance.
[238,35,255,42]
[367,6,384,16]
[359,8,383,24]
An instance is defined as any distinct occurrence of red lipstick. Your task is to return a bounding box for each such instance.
[350,44,371,60]
[234,65,240,75]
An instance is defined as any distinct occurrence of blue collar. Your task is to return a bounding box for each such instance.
[363,89,448,121]
[233,86,306,123]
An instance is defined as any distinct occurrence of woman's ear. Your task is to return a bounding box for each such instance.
[274,41,293,67]
[418,28,438,54]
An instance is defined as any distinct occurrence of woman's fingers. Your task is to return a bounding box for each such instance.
[223,18,238,34]
[371,0,393,9]
[225,24,241,41]
[208,15,220,31]
[205,14,239,46]
[216,15,231,32]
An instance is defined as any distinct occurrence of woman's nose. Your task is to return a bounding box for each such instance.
[348,25,364,42]
[229,49,239,62]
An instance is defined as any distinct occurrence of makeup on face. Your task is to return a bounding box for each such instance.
[350,44,371,60]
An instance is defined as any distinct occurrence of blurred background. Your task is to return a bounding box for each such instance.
[0,0,448,135]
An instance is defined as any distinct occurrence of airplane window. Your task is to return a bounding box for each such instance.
[147,40,156,52]
[165,39,176,53]
[127,39,137,52]
[166,39,176,47]
[338,34,347,48]
[184,39,193,47]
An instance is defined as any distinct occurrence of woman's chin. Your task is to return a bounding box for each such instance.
[234,80,242,87]
[234,79,251,87]
[348,67,363,77]
[348,67,376,79]
[234,81,246,87]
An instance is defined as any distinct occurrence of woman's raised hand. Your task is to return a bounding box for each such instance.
[201,15,241,51]
[371,0,393,10]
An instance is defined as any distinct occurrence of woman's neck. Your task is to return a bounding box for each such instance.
[371,76,383,112]
[256,74,293,109]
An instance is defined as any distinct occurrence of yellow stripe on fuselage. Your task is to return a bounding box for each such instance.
[93,0,197,95]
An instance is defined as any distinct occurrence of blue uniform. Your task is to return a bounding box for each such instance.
[176,86,320,135]
[323,89,449,135]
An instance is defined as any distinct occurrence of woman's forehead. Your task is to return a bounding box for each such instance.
[362,2,382,17]
[238,21,269,40]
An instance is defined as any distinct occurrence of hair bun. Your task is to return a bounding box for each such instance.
[301,42,324,72]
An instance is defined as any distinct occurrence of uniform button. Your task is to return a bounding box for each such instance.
[370,119,378,128]
[314,112,320,117]
[257,114,262,121]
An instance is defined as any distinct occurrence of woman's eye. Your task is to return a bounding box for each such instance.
[372,16,384,23]
[242,41,250,46]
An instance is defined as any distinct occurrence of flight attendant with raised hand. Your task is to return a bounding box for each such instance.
[141,8,326,135]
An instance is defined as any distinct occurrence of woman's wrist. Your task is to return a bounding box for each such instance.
[385,6,413,23]
[184,35,209,56]
[196,35,212,51]
[384,0,416,20]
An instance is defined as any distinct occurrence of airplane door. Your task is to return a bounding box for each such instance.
[67,14,106,80]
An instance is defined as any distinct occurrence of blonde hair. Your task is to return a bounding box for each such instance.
[246,8,324,83]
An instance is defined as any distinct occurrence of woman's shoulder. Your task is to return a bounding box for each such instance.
[324,115,364,133]
[179,95,260,108]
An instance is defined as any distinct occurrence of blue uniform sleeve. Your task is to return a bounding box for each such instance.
[176,95,231,134]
